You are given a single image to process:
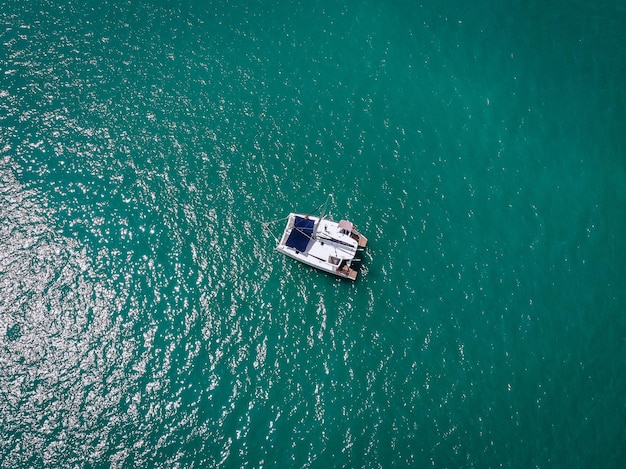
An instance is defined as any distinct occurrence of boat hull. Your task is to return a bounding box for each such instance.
[277,245,358,279]
[276,213,364,280]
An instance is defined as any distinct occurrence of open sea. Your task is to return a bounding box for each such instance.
[2,1,625,467]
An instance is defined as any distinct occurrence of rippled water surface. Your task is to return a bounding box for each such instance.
[2,0,625,467]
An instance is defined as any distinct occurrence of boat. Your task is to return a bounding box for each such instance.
[274,209,368,280]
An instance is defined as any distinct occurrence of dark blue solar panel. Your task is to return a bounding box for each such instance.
[285,216,314,252]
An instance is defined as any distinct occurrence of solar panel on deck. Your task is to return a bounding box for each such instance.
[285,216,314,252]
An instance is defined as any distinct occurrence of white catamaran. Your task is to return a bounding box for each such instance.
[268,197,368,280]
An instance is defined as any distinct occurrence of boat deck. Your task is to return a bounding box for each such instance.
[356,234,368,248]
[275,212,365,281]
[344,267,358,280]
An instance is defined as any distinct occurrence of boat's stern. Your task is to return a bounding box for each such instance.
[339,220,368,248]
[337,263,358,280]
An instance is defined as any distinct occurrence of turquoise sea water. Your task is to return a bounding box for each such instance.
[2,0,625,467]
